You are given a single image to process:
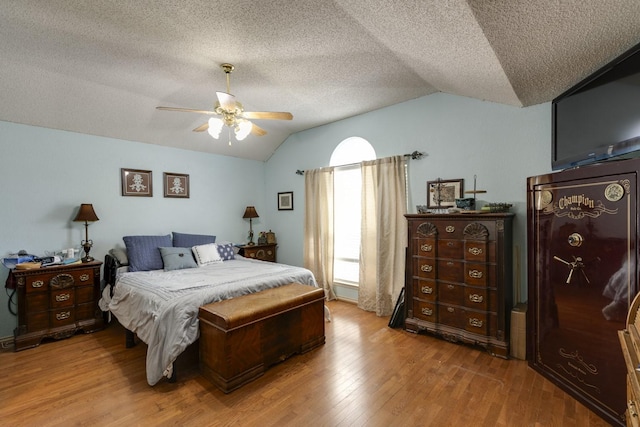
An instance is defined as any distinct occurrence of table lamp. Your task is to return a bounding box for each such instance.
[242,206,259,246]
[73,203,99,262]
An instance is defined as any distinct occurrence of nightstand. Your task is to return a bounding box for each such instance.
[12,261,104,351]
[239,243,277,262]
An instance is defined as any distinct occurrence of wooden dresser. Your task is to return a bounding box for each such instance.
[13,261,104,351]
[404,213,514,358]
[239,243,277,262]
[619,292,640,426]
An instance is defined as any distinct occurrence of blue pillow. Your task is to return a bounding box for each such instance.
[159,247,197,271]
[123,234,172,272]
[217,243,235,261]
[172,232,216,248]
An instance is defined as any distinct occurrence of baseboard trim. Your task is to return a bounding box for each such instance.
[0,336,14,352]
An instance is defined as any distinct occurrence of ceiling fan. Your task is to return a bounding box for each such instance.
[156,63,293,143]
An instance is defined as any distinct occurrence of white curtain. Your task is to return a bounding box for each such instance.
[357,156,407,316]
[303,167,337,300]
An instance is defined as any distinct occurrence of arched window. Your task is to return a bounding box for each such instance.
[330,137,375,285]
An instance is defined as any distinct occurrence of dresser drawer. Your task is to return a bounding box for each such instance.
[76,302,95,321]
[413,279,436,302]
[465,263,489,286]
[438,259,464,282]
[413,300,437,322]
[439,303,463,329]
[438,239,463,259]
[27,311,49,332]
[26,292,48,312]
[413,257,436,279]
[464,310,488,335]
[464,287,489,311]
[439,282,464,306]
[50,308,75,327]
[415,238,436,256]
[464,241,487,261]
[50,288,75,308]
[24,275,50,293]
[437,221,466,239]
[76,285,95,304]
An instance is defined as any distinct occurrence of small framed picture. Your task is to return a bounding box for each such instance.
[427,179,463,208]
[121,168,153,197]
[163,172,190,198]
[278,191,294,210]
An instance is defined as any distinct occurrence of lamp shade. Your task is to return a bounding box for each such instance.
[74,204,99,222]
[207,117,224,139]
[242,206,259,219]
[235,120,252,141]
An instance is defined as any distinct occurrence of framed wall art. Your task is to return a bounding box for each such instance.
[427,178,463,208]
[163,172,190,198]
[121,168,153,197]
[278,191,293,210]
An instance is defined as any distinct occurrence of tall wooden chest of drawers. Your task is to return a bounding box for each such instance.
[13,261,104,351]
[404,213,514,358]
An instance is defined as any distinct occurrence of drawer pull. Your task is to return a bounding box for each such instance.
[447,284,455,290]
[79,274,90,282]
[468,247,483,256]
[447,261,454,266]
[469,294,484,303]
[469,318,483,328]
[32,280,44,288]
[421,264,433,272]
[447,307,454,313]
[421,286,433,294]
[445,226,455,233]
[56,311,71,321]
[447,241,454,247]
[421,307,433,316]
[468,269,483,279]
[420,243,432,252]
[56,293,71,302]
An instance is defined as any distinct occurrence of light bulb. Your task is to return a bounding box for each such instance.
[207,117,224,139]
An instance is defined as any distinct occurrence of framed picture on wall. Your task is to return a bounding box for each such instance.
[163,172,190,198]
[121,168,153,197]
[278,191,293,210]
[427,179,463,208]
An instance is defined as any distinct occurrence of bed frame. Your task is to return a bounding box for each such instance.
[103,255,145,350]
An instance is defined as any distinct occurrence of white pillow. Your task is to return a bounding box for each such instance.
[192,243,222,266]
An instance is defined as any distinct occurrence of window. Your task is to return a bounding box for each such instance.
[330,137,375,285]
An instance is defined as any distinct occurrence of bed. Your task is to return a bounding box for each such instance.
[100,233,319,386]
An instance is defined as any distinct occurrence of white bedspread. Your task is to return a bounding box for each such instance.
[105,256,318,385]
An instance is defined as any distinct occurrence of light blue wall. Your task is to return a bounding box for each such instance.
[0,92,553,340]
[0,121,267,338]
[265,93,552,303]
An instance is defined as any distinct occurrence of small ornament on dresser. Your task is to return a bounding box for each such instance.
[257,232,268,245]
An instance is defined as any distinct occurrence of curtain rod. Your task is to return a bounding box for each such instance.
[295,151,426,175]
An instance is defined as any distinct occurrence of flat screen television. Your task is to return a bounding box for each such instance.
[552,41,640,171]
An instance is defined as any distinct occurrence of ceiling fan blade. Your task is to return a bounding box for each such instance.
[216,91,236,111]
[251,123,267,136]
[157,106,217,114]
[193,122,209,132]
[243,111,293,120]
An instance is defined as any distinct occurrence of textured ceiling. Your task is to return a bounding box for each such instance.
[1,1,639,161]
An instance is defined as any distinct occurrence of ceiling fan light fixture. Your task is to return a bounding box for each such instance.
[207,117,224,139]
[235,120,252,141]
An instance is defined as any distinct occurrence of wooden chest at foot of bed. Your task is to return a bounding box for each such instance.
[198,283,325,393]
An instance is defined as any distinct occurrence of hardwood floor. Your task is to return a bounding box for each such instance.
[0,301,611,426]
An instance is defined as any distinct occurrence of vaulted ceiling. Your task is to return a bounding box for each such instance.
[1,1,639,161]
